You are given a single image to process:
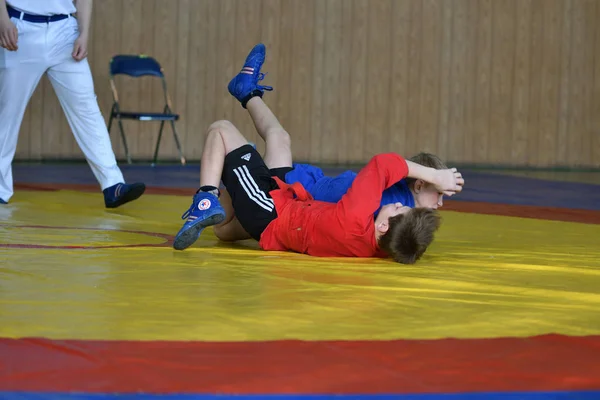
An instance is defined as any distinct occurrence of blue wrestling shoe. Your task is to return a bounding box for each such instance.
[103,182,146,208]
[173,192,226,250]
[0,198,6,204]
[228,43,273,108]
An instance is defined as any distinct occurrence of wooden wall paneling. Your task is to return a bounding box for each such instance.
[335,0,353,164]
[184,0,210,160]
[174,0,191,160]
[526,0,544,166]
[11,0,600,168]
[271,0,293,157]
[309,0,326,162]
[346,0,369,163]
[232,0,263,148]
[202,0,220,149]
[556,0,572,166]
[416,0,442,155]
[461,0,479,165]
[593,0,600,167]
[405,0,423,157]
[387,0,410,162]
[364,0,392,161]
[566,0,596,166]
[488,0,516,164]
[320,0,344,163]
[511,0,532,165]
[112,0,143,160]
[447,0,470,164]
[184,0,209,159]
[436,0,453,162]
[136,0,157,159]
[258,0,282,156]
[289,0,316,162]
[214,0,236,136]
[583,0,597,167]
[92,0,122,160]
[472,0,492,164]
[536,0,562,167]
[152,0,179,159]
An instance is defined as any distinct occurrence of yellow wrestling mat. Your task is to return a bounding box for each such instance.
[1,190,600,342]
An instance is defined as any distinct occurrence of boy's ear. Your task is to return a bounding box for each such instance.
[414,179,425,194]
[377,220,389,234]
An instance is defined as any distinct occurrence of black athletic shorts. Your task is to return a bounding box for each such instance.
[221,144,292,241]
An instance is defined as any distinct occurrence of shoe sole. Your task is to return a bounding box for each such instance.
[172,213,225,251]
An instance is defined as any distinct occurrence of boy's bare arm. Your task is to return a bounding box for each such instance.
[406,160,464,196]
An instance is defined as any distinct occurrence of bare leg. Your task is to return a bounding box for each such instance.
[245,97,292,169]
[215,217,252,242]
[215,188,236,226]
[213,188,252,241]
[211,97,292,242]
[173,120,249,250]
[200,120,249,188]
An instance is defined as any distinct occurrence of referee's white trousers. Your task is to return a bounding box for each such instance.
[0,15,124,202]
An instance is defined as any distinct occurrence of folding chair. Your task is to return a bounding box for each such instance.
[107,54,186,166]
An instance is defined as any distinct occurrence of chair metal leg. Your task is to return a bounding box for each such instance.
[152,121,166,167]
[107,112,114,133]
[170,121,186,165]
[117,117,132,164]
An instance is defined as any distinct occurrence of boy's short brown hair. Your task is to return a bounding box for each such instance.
[378,208,441,264]
[405,152,448,188]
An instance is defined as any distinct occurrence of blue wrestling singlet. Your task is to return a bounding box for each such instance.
[284,163,415,215]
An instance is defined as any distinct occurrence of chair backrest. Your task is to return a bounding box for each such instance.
[110,54,164,78]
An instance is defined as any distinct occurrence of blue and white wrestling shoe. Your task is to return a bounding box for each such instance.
[228,43,273,108]
[173,192,226,250]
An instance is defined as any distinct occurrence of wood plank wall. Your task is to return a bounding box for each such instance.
[13,0,600,167]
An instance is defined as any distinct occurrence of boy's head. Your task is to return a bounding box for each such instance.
[375,205,441,264]
[406,152,448,209]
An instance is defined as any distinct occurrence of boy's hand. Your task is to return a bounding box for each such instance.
[433,168,464,197]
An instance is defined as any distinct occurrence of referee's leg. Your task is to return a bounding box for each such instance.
[47,57,125,190]
[0,54,46,202]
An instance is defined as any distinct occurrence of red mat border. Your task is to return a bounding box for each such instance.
[1,335,599,394]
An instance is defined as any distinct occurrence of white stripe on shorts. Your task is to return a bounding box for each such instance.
[233,166,275,212]
[241,165,276,205]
